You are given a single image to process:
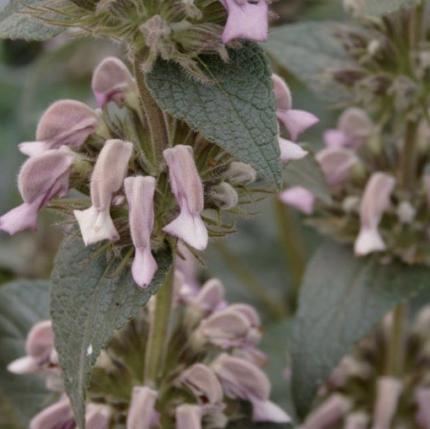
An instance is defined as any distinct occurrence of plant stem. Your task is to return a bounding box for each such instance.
[273,198,307,312]
[133,56,169,173]
[214,241,287,320]
[144,267,174,387]
[386,303,408,377]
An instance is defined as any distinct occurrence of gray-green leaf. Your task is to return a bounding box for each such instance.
[264,22,352,103]
[0,1,65,41]
[283,154,332,205]
[0,280,52,428]
[292,240,430,417]
[50,235,173,428]
[146,43,282,187]
[364,0,420,16]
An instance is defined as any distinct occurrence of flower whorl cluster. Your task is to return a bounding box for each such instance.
[299,306,430,429]
[281,4,430,265]
[0,56,261,288]
[29,0,271,80]
[9,275,290,428]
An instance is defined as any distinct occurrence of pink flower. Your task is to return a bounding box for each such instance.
[220,0,269,44]
[92,57,134,108]
[176,404,202,429]
[354,173,395,256]
[212,354,291,424]
[86,404,112,429]
[272,74,319,141]
[29,396,74,429]
[316,147,359,188]
[0,149,74,235]
[301,394,351,429]
[189,278,226,314]
[124,176,158,288]
[127,386,159,429]
[324,108,374,150]
[279,137,308,163]
[163,145,208,251]
[280,186,315,214]
[74,139,133,246]
[179,363,224,404]
[372,376,402,429]
[345,412,369,429]
[8,320,55,374]
[19,100,98,157]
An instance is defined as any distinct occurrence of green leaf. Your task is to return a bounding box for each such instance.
[50,235,173,428]
[292,240,430,417]
[146,43,282,187]
[264,22,352,103]
[0,1,64,41]
[364,0,420,16]
[0,280,53,428]
[283,155,332,205]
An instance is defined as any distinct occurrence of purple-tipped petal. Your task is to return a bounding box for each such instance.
[277,109,319,141]
[0,199,41,235]
[279,137,308,163]
[280,187,315,215]
[221,0,269,44]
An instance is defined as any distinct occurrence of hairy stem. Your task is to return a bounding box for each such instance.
[133,56,169,173]
[144,267,174,387]
[386,303,408,377]
[214,241,287,320]
[274,199,307,313]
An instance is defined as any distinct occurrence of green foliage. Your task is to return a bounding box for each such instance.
[283,155,332,205]
[0,280,53,428]
[364,0,421,16]
[264,22,352,103]
[50,235,173,428]
[146,43,282,187]
[291,240,430,417]
[0,1,64,41]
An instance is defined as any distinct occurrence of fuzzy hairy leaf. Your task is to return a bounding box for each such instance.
[283,154,332,205]
[264,22,352,103]
[292,240,430,417]
[51,235,173,428]
[0,280,52,428]
[146,43,282,187]
[0,0,64,40]
[364,0,420,16]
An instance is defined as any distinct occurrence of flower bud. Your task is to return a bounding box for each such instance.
[175,404,202,429]
[124,176,158,288]
[220,0,269,44]
[179,363,223,404]
[127,386,159,429]
[190,278,226,315]
[346,412,369,429]
[8,320,55,374]
[280,187,315,215]
[396,201,416,224]
[272,74,319,141]
[224,161,257,185]
[163,145,208,251]
[343,0,365,17]
[86,404,112,429]
[316,148,359,187]
[212,354,291,424]
[74,139,133,246]
[92,57,134,108]
[195,307,251,349]
[29,396,74,429]
[354,173,395,256]
[301,394,351,429]
[0,149,74,235]
[372,376,402,429]
[19,100,98,157]
[279,138,308,163]
[209,182,239,209]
